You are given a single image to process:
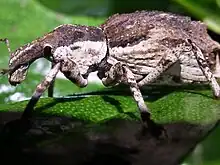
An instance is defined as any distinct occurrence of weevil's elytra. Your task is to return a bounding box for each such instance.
[2,10,220,137]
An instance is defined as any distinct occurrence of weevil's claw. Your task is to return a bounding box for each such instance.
[1,118,32,136]
[141,112,168,139]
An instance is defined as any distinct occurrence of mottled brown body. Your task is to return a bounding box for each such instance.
[100,11,220,84]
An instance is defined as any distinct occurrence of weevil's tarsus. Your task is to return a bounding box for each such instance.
[140,112,168,138]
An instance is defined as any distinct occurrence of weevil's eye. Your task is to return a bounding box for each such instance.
[9,64,29,86]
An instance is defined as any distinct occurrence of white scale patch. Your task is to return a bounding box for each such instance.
[53,40,107,75]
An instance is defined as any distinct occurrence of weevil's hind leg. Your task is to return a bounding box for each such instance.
[99,63,166,138]
[48,62,56,97]
[2,63,61,134]
[137,54,178,87]
[190,41,220,98]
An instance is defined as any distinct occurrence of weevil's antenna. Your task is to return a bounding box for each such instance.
[0,38,11,76]
[0,38,12,57]
[0,68,9,76]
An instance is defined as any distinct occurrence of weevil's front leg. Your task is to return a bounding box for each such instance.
[100,63,165,137]
[60,58,88,88]
[191,41,220,98]
[101,62,123,86]
[21,63,61,119]
[2,63,61,134]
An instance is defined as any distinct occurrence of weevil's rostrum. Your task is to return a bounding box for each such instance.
[2,10,220,137]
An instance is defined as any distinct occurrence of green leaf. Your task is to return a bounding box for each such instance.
[1,85,219,125]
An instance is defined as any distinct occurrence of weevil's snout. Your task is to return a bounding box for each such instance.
[8,64,29,86]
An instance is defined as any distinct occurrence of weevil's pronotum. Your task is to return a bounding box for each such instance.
[1,11,220,136]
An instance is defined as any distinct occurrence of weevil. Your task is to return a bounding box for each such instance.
[1,11,220,137]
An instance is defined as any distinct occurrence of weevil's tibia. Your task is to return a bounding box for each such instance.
[0,38,12,56]
[189,40,220,98]
[21,63,61,119]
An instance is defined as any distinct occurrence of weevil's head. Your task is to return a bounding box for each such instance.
[52,25,108,79]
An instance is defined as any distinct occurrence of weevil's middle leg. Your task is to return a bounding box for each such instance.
[99,62,165,137]
[191,41,220,98]
[21,63,61,119]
